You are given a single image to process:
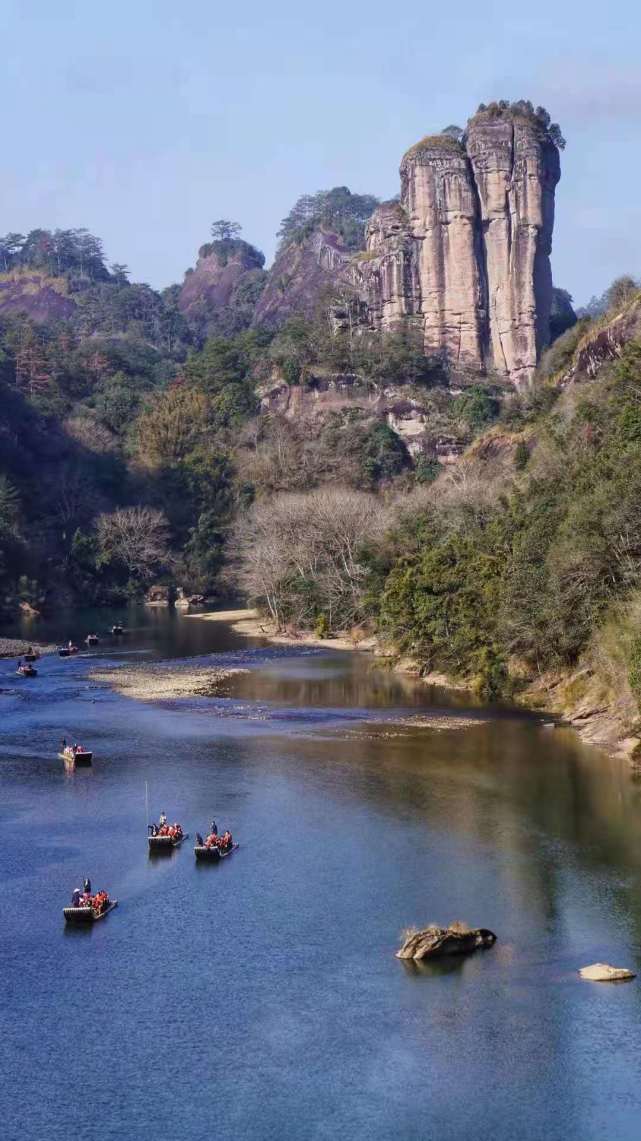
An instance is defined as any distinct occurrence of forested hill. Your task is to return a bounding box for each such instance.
[1,200,641,752]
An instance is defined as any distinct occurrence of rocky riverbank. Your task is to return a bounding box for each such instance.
[91,661,248,702]
[0,637,54,659]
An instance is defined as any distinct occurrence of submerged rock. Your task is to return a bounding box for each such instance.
[396,923,496,961]
[579,963,636,982]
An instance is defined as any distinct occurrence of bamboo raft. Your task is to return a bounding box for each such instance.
[17,664,38,677]
[194,842,238,862]
[64,900,118,924]
[58,645,79,657]
[148,831,188,853]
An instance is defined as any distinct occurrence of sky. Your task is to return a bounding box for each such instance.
[2,0,640,306]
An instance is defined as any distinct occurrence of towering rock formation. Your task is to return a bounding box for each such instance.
[356,105,562,384]
[466,109,560,383]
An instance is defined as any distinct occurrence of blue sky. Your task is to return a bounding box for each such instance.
[2,0,640,305]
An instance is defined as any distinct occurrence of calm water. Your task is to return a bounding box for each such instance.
[1,607,641,1141]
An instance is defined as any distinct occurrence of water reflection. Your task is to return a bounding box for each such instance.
[2,609,641,1139]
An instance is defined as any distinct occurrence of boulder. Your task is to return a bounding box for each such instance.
[145,584,170,607]
[579,963,636,982]
[396,923,496,960]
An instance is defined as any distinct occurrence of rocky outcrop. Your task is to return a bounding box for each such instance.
[355,106,562,385]
[178,239,266,338]
[396,923,497,960]
[0,271,77,323]
[579,963,636,982]
[253,229,353,329]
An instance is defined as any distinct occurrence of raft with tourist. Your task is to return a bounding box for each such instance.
[16,661,38,677]
[111,624,124,635]
[148,813,187,852]
[58,742,93,766]
[58,641,79,658]
[23,648,40,663]
[64,881,117,924]
[194,825,237,862]
[85,634,99,646]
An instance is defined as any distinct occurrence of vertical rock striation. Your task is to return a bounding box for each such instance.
[466,110,560,383]
[400,137,487,367]
[356,107,561,384]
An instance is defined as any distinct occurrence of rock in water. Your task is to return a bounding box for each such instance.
[396,923,496,961]
[579,963,636,982]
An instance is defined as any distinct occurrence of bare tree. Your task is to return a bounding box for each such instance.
[233,487,388,631]
[97,507,170,581]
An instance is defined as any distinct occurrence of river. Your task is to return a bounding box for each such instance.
[1,606,641,1140]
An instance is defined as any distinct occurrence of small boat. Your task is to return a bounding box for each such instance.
[85,634,99,646]
[194,841,238,862]
[111,624,124,635]
[23,650,40,663]
[64,898,118,924]
[58,645,79,658]
[16,663,38,677]
[58,745,93,766]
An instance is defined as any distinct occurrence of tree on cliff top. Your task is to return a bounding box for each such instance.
[211,220,242,242]
[277,187,379,253]
[472,100,566,149]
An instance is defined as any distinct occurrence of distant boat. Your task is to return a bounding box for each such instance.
[16,663,37,677]
[85,634,99,646]
[64,898,117,924]
[23,650,40,663]
[58,745,93,766]
[111,624,124,635]
[58,645,79,657]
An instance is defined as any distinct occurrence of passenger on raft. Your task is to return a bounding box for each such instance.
[152,820,183,839]
[204,829,233,851]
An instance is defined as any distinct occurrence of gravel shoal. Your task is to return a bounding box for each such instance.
[90,662,249,701]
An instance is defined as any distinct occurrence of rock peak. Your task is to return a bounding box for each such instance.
[356,100,563,384]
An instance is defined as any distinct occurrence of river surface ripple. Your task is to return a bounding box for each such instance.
[1,607,641,1141]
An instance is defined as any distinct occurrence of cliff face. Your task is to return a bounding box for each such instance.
[178,239,266,338]
[253,229,354,329]
[0,271,78,323]
[466,112,560,383]
[356,110,561,384]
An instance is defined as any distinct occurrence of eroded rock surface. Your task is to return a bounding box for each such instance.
[355,107,561,385]
[396,923,497,960]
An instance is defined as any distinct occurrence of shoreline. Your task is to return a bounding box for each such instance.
[187,608,470,689]
[189,609,635,760]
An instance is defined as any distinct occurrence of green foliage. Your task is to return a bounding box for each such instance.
[414,456,440,484]
[628,635,641,704]
[277,187,379,252]
[514,440,529,470]
[453,385,500,429]
[471,100,565,148]
[0,228,109,280]
[360,422,411,485]
[371,336,641,694]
